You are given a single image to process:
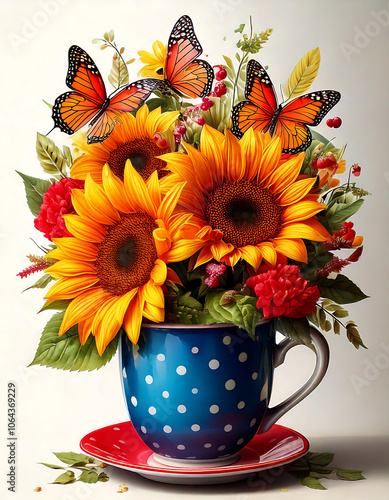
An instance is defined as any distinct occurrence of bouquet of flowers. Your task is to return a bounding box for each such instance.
[18,15,368,371]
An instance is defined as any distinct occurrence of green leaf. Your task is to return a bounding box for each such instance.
[336,469,365,481]
[52,470,76,484]
[346,323,367,349]
[98,472,110,482]
[29,312,119,372]
[178,292,203,310]
[53,452,93,466]
[39,462,65,470]
[23,274,54,292]
[274,316,312,345]
[235,23,245,33]
[301,476,326,490]
[36,132,68,176]
[308,452,334,466]
[78,470,99,483]
[16,171,52,217]
[317,275,369,304]
[40,299,71,312]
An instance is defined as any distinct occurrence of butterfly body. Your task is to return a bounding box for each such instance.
[232,59,341,154]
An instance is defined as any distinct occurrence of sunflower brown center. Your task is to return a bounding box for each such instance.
[204,180,283,247]
[96,213,158,295]
[108,138,170,181]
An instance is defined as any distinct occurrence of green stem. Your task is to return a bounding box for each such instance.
[317,303,347,330]
[232,16,253,106]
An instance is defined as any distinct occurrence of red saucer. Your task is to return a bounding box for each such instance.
[80,421,309,485]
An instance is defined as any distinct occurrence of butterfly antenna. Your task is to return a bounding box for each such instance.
[279,84,285,104]
[46,126,55,136]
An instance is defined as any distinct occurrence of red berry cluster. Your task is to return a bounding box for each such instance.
[352,163,361,177]
[311,152,337,170]
[173,123,187,143]
[326,116,342,128]
[153,132,168,149]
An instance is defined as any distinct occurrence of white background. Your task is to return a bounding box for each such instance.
[1,0,389,498]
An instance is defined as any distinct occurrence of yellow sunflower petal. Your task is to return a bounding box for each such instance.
[50,238,97,261]
[266,153,304,193]
[92,297,123,355]
[135,104,149,135]
[211,240,235,261]
[239,128,263,182]
[200,125,225,183]
[194,245,214,268]
[238,245,263,270]
[167,239,205,262]
[224,130,243,182]
[46,260,96,279]
[124,160,156,216]
[64,214,107,243]
[101,163,132,213]
[71,156,108,183]
[45,275,99,301]
[154,110,180,134]
[157,180,186,221]
[84,175,120,223]
[282,200,326,224]
[150,259,167,286]
[273,238,308,263]
[277,219,330,241]
[143,302,165,322]
[258,136,282,183]
[123,293,144,344]
[78,316,94,344]
[142,280,165,308]
[277,177,317,206]
[258,242,278,266]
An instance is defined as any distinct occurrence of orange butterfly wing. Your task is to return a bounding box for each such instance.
[164,15,213,98]
[273,91,341,153]
[87,79,159,144]
[231,59,278,138]
[52,45,106,135]
[52,46,157,143]
[232,59,341,154]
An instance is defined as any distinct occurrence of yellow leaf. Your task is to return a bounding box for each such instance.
[283,47,321,100]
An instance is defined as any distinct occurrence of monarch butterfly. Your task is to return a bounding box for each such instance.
[231,59,341,154]
[156,14,214,98]
[50,45,157,144]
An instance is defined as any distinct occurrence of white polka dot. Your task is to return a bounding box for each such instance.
[148,406,156,415]
[122,367,127,378]
[191,346,199,354]
[153,442,160,448]
[225,379,236,390]
[192,388,198,394]
[157,353,165,361]
[163,425,172,433]
[119,440,126,444]
[237,438,244,445]
[210,404,219,414]
[145,375,153,384]
[252,372,258,380]
[218,445,226,451]
[237,401,245,409]
[250,418,257,427]
[191,424,200,432]
[162,391,169,398]
[209,359,220,370]
[204,443,212,448]
[131,396,137,407]
[223,336,231,345]
[177,444,185,450]
[239,352,248,362]
[176,365,187,375]
[141,426,147,434]
[177,404,186,413]
[224,424,233,432]
[113,427,120,431]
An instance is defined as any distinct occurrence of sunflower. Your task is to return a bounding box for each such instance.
[44,162,203,354]
[70,105,178,184]
[160,126,330,270]
[138,40,167,78]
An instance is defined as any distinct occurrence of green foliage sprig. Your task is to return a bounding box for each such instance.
[40,452,109,485]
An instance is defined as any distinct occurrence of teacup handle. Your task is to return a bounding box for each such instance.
[258,325,330,434]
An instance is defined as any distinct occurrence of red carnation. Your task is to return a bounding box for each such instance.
[34,177,84,241]
[246,264,320,319]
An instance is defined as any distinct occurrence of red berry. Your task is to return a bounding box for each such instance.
[326,118,334,128]
[178,125,186,135]
[215,68,227,81]
[194,116,205,126]
[214,82,227,97]
[332,116,342,128]
[352,164,361,177]
[316,156,337,170]
[311,158,318,168]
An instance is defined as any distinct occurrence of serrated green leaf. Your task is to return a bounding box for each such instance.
[36,132,67,176]
[52,470,76,484]
[301,476,326,489]
[78,470,99,483]
[346,325,367,349]
[29,312,119,372]
[283,47,321,99]
[16,171,52,217]
[317,275,368,304]
[235,23,245,33]
[336,469,365,481]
